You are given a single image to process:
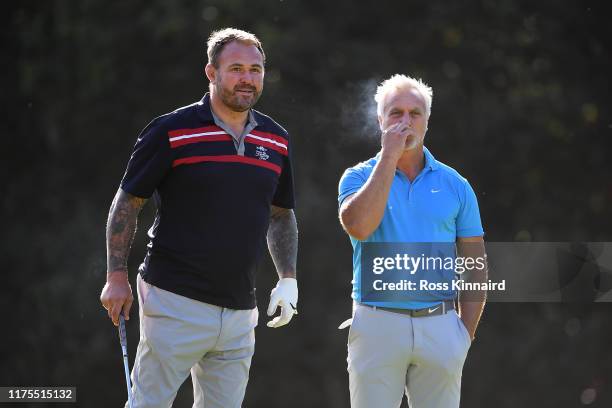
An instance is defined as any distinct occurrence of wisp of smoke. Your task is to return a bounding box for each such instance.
[339,78,381,143]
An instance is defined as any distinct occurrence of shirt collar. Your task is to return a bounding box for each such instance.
[423,146,439,171]
[211,107,258,130]
[196,93,214,122]
[373,145,439,172]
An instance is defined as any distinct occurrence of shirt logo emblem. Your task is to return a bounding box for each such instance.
[431,188,441,193]
[255,146,270,161]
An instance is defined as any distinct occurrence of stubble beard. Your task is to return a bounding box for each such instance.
[215,78,262,112]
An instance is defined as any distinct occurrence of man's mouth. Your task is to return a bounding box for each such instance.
[235,88,255,95]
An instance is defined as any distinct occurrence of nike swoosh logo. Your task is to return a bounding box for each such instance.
[428,306,440,313]
[431,189,441,193]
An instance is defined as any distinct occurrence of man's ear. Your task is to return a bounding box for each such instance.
[377,114,384,130]
[204,63,216,83]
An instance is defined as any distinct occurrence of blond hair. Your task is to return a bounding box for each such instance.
[375,74,433,118]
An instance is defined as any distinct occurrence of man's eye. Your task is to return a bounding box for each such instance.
[231,67,241,72]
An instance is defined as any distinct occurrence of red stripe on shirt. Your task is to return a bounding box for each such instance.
[249,129,288,147]
[172,155,281,175]
[170,134,233,148]
[245,136,288,156]
[168,125,224,138]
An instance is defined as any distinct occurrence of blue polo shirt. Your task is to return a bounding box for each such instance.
[338,147,484,309]
[120,94,295,309]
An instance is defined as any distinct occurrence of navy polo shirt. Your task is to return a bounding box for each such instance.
[120,94,295,309]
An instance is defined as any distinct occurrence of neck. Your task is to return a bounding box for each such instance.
[396,145,425,181]
[209,90,249,128]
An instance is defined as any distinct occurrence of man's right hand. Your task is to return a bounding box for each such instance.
[100,271,134,326]
[380,121,410,162]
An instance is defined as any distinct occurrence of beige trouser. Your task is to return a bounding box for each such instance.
[127,274,258,408]
[347,303,472,408]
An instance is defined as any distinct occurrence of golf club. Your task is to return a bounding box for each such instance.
[118,314,134,408]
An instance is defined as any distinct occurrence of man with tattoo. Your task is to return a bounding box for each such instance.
[100,28,298,408]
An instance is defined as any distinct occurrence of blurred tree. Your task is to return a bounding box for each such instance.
[4,0,612,406]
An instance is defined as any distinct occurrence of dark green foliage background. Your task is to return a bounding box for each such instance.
[4,1,611,406]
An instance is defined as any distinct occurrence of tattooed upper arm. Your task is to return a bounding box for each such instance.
[106,188,148,274]
[121,188,148,210]
[270,205,291,219]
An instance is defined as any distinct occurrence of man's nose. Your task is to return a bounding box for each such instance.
[240,71,256,84]
[404,114,413,127]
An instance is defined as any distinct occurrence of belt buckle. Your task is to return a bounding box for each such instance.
[412,307,429,318]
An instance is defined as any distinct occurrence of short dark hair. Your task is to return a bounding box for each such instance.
[206,28,265,68]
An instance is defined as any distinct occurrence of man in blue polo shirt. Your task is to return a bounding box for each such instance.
[100,28,299,407]
[338,74,487,407]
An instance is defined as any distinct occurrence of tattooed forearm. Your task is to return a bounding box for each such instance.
[106,188,147,276]
[267,206,298,279]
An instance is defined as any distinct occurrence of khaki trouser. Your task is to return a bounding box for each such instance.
[127,274,258,408]
[347,303,472,408]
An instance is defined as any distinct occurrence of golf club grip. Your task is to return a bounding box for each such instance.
[119,315,128,348]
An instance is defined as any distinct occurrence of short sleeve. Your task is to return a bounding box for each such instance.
[120,120,173,198]
[271,137,295,209]
[456,179,484,237]
[338,166,367,206]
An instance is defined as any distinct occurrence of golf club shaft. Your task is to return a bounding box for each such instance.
[119,315,134,408]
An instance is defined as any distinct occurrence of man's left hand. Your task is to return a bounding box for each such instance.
[461,316,477,341]
[267,278,298,328]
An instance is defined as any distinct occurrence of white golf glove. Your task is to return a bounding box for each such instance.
[266,278,298,328]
